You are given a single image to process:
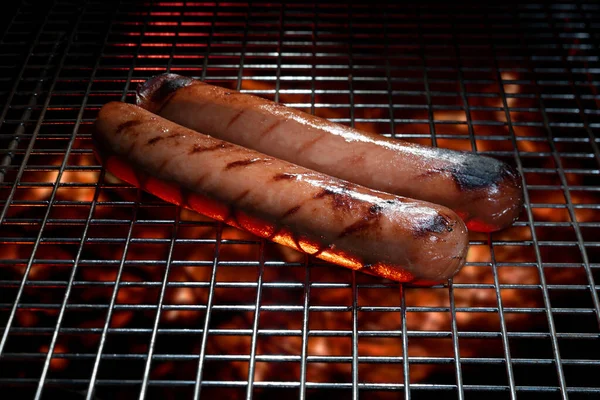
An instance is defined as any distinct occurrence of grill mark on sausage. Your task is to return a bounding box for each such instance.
[338,204,383,238]
[281,205,301,218]
[413,211,455,238]
[124,140,137,157]
[234,189,250,203]
[225,158,268,170]
[155,157,172,175]
[313,184,354,212]
[193,172,209,188]
[343,153,365,166]
[260,120,283,139]
[156,93,177,114]
[147,136,163,145]
[116,120,143,135]
[189,142,233,154]
[225,109,245,130]
[146,131,182,145]
[296,133,325,155]
[272,173,297,181]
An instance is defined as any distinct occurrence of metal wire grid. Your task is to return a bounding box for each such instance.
[0,1,599,399]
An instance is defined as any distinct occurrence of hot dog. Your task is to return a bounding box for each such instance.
[93,102,469,282]
[136,73,523,232]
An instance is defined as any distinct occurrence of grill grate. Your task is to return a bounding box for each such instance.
[1,1,600,399]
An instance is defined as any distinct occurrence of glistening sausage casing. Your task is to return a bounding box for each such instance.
[93,102,469,282]
[136,73,523,232]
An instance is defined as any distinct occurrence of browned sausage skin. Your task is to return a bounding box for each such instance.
[137,73,523,232]
[94,102,469,283]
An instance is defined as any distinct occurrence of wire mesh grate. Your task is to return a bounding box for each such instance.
[1,1,600,399]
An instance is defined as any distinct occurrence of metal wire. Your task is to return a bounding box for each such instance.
[489,24,571,400]
[193,221,222,399]
[1,1,600,399]
[0,0,86,357]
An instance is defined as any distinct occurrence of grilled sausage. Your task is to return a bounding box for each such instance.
[93,102,469,282]
[136,73,523,232]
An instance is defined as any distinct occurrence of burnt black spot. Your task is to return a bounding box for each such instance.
[189,142,232,154]
[332,194,352,210]
[282,205,301,218]
[149,74,194,105]
[369,204,383,214]
[448,154,513,191]
[116,119,143,135]
[414,212,455,237]
[225,158,265,170]
[273,173,297,181]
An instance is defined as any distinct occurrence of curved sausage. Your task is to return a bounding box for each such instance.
[93,102,469,282]
[136,73,523,232]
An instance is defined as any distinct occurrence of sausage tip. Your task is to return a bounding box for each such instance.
[136,73,195,113]
[446,154,524,230]
[450,154,516,191]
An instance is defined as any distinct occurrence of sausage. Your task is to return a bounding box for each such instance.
[93,102,469,282]
[136,73,523,232]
